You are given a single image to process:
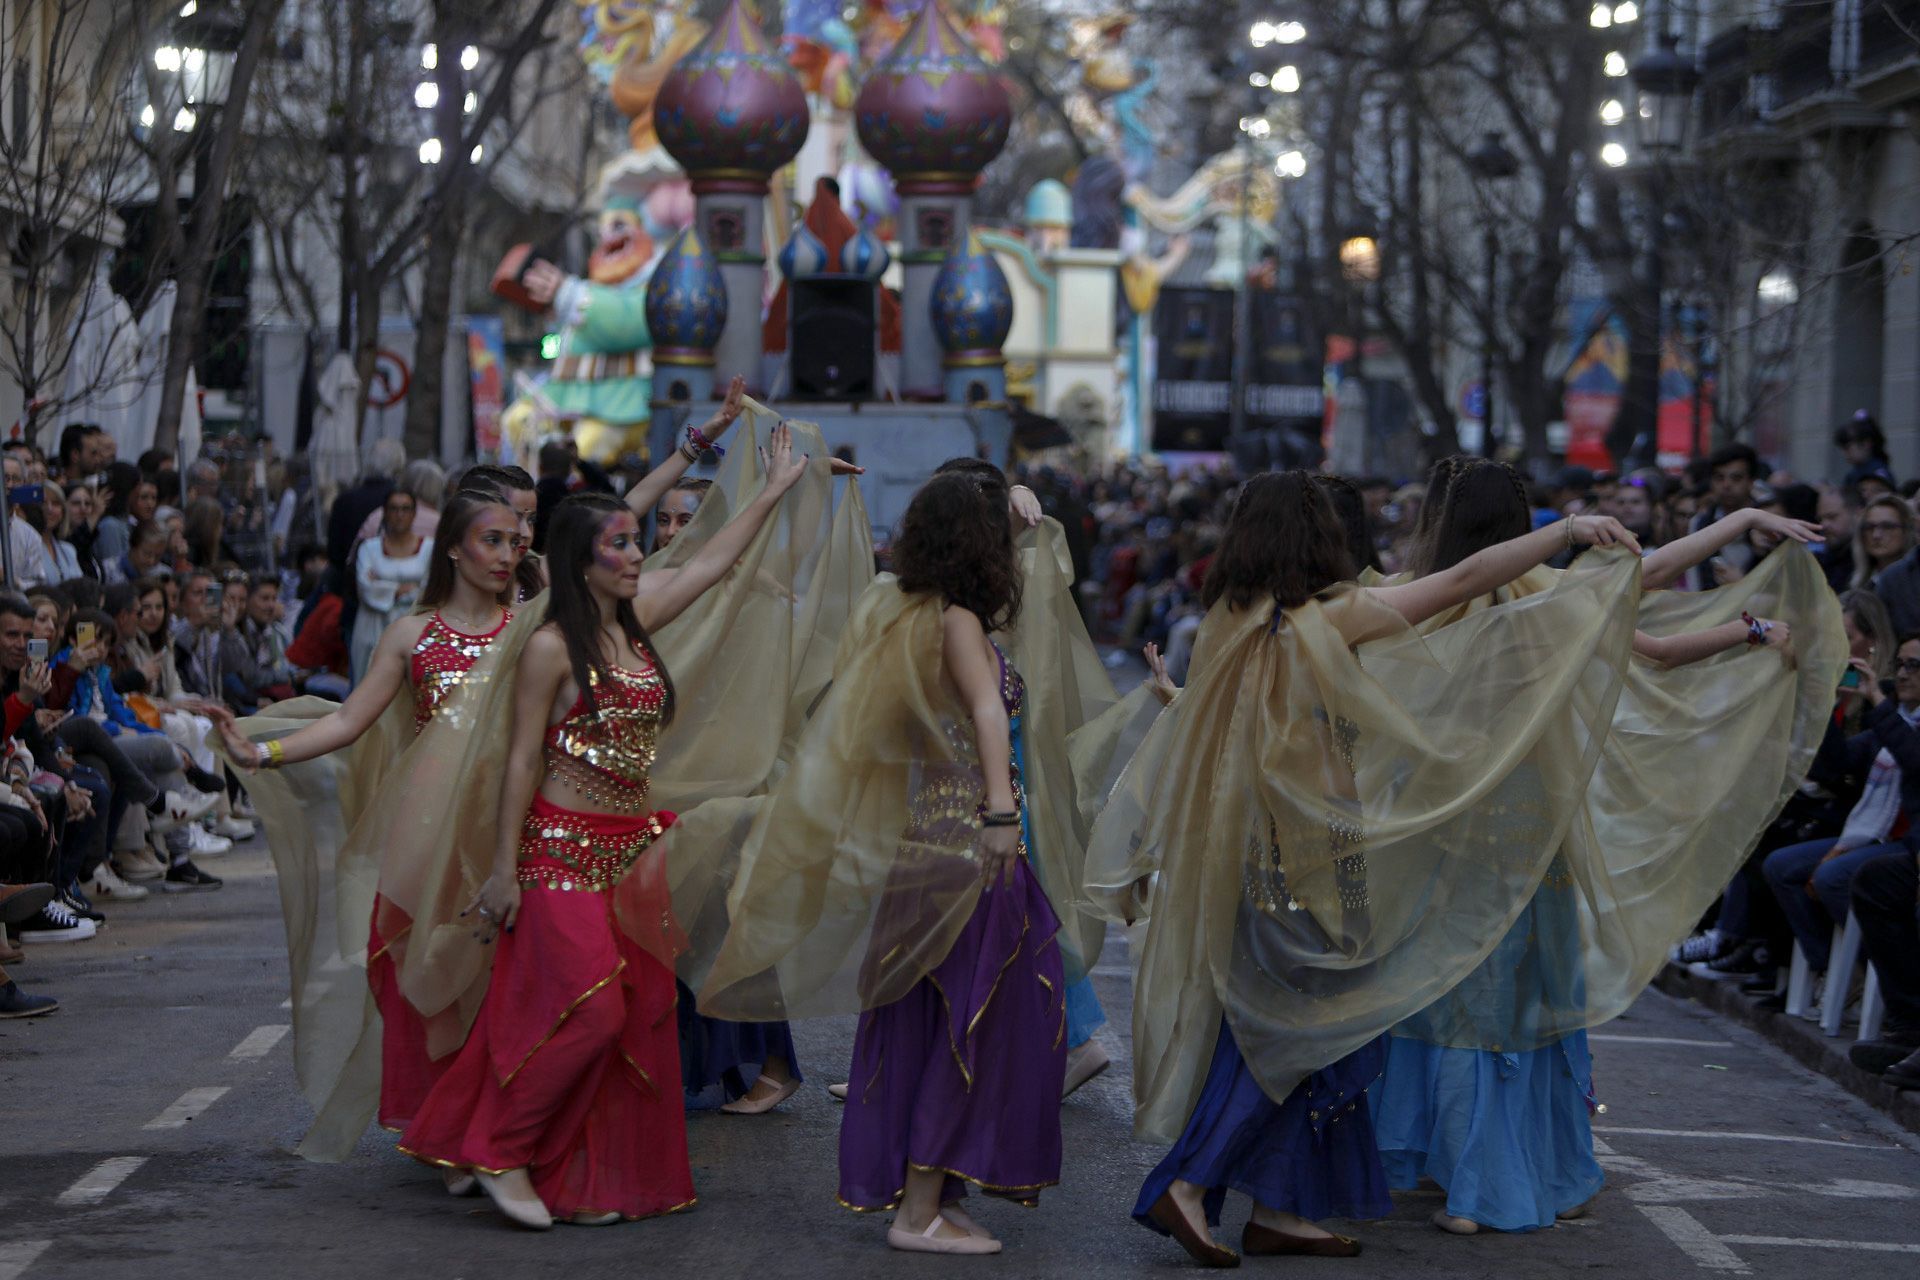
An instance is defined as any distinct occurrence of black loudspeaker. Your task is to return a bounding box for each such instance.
[789,276,876,400]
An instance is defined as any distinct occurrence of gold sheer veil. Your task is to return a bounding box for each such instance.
[1084,550,1644,1142]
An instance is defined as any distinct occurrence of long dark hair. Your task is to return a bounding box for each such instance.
[894,471,1022,631]
[1404,455,1531,577]
[1311,474,1381,574]
[542,493,674,721]
[1201,471,1355,611]
[418,489,517,612]
[100,461,141,521]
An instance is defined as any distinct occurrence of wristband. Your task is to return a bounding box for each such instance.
[1741,612,1770,646]
[260,739,286,769]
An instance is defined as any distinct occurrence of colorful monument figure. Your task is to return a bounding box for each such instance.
[655,0,810,394]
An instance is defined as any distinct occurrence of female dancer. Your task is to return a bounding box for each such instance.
[1085,472,1649,1266]
[644,461,802,1114]
[399,431,810,1229]
[701,471,1085,1256]
[224,489,524,1140]
[1370,457,1836,1235]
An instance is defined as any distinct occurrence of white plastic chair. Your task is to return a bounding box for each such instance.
[1785,938,1815,1017]
[1858,964,1885,1044]
[1822,917,1873,1037]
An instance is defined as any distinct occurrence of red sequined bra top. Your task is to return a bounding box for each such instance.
[543,658,669,815]
[408,610,512,730]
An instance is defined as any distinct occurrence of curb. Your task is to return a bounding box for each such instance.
[1654,961,1920,1136]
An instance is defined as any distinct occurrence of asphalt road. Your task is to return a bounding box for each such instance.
[3,840,1918,1279]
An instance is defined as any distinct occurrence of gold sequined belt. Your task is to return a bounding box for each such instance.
[515,802,668,893]
[545,748,652,815]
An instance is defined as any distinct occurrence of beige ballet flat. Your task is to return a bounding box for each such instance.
[442,1168,478,1198]
[476,1169,553,1230]
[720,1075,800,1115]
[827,1082,849,1102]
[569,1210,623,1226]
[1062,1040,1112,1100]
[1431,1210,1482,1235]
[887,1216,1002,1255]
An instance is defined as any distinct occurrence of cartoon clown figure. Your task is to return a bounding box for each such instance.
[506,152,694,465]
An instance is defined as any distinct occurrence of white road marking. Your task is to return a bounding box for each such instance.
[55,1156,148,1207]
[1719,1236,1920,1254]
[1596,1126,1898,1150]
[1638,1205,1752,1272]
[143,1086,229,1130]
[0,1242,51,1280]
[229,1024,290,1060]
[1590,1034,1734,1048]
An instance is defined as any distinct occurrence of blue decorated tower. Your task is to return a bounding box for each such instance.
[932,229,1014,407]
[645,227,729,467]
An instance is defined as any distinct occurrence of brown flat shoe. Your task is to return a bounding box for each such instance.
[1147,1192,1240,1268]
[1242,1222,1363,1257]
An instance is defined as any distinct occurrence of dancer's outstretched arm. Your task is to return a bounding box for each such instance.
[220,613,428,767]
[1368,516,1640,629]
[635,422,808,632]
[1640,508,1820,590]
[1634,619,1792,668]
[624,376,749,523]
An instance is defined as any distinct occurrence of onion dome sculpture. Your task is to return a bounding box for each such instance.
[645,228,729,364]
[854,3,1012,196]
[930,230,1013,363]
[655,0,809,193]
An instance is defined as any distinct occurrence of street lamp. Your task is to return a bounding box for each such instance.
[1630,32,1700,158]
[1465,129,1519,456]
[1621,30,1700,466]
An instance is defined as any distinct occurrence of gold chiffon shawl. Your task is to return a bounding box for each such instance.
[1403,547,1846,1050]
[1084,550,1644,1143]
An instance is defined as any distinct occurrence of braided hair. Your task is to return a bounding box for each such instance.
[1404,456,1533,577]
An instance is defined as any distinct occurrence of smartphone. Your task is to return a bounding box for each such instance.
[1840,668,1864,691]
[74,621,97,649]
[205,583,223,611]
[26,638,47,663]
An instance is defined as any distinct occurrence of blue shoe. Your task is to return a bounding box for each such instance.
[0,980,58,1018]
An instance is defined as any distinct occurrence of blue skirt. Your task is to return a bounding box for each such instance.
[1065,976,1104,1050]
[675,979,803,1110]
[1369,1031,1601,1231]
[1134,1023,1393,1229]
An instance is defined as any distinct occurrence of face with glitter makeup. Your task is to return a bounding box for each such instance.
[584,510,645,601]
[454,506,523,595]
[503,485,537,564]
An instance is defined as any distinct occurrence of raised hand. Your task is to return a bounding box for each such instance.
[1747,510,1822,545]
[1010,484,1043,529]
[702,375,749,442]
[758,422,809,499]
[1143,642,1178,707]
[1569,515,1641,556]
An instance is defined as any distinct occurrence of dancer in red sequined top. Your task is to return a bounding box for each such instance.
[400,426,810,1230]
[222,489,526,1154]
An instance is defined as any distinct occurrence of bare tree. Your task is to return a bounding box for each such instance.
[0,0,153,436]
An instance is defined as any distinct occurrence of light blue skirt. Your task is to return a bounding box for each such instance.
[1368,1030,1602,1231]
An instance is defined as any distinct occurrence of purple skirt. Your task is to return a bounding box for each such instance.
[837,860,1068,1211]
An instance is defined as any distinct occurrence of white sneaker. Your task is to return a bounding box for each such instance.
[211,815,255,841]
[88,863,149,901]
[187,825,233,858]
[150,789,220,834]
[113,847,167,882]
[17,898,98,943]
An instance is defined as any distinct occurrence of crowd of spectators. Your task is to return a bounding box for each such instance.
[1021,409,1920,1093]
